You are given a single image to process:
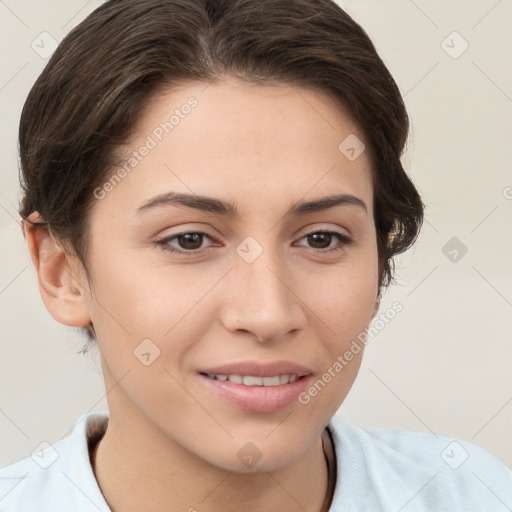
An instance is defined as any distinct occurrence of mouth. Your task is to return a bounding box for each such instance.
[200,372,306,386]
[198,370,314,413]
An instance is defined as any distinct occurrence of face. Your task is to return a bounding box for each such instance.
[75,77,379,472]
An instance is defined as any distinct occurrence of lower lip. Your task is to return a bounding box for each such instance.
[198,373,314,413]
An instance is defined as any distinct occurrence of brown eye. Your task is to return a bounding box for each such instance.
[156,232,214,254]
[296,230,353,254]
[307,232,335,249]
[175,233,204,250]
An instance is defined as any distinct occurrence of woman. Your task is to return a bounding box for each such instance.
[1,0,510,510]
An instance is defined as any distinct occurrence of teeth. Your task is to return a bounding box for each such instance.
[263,376,280,386]
[243,375,263,386]
[206,373,299,386]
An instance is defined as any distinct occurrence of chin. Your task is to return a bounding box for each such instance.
[201,439,306,475]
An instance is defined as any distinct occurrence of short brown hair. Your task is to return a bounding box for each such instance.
[18,0,424,345]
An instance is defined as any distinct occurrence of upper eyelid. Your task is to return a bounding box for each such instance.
[158,221,353,239]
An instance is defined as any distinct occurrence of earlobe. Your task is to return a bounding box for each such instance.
[22,212,92,328]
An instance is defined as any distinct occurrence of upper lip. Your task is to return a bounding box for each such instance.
[199,360,313,378]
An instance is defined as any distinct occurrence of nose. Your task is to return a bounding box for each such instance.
[220,244,306,343]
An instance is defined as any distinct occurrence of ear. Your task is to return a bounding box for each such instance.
[22,212,92,328]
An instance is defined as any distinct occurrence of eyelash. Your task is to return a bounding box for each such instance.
[155,230,353,256]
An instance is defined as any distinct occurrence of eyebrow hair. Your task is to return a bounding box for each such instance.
[135,191,368,217]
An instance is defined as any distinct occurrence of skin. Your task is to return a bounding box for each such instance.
[24,77,380,512]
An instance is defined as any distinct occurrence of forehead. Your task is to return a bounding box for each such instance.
[90,78,374,223]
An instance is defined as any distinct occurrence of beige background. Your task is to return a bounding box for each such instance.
[1,0,511,470]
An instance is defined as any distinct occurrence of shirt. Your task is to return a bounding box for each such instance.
[1,411,511,511]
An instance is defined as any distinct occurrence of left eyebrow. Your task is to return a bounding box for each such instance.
[288,193,367,216]
[134,192,368,217]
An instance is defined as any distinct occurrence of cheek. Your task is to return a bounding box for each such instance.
[296,252,378,412]
[86,244,202,338]
[306,248,379,334]
[84,245,225,396]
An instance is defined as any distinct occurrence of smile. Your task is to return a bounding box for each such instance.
[199,372,314,413]
[202,373,300,386]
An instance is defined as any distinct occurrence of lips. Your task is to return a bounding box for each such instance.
[204,374,299,386]
[199,360,314,378]
[197,360,315,413]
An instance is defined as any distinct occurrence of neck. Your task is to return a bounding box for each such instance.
[91,410,330,512]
